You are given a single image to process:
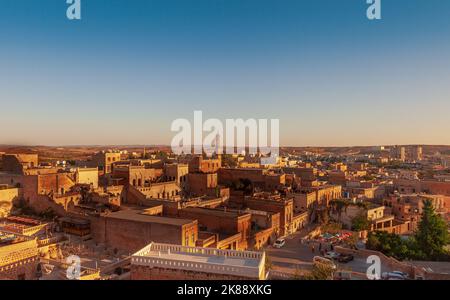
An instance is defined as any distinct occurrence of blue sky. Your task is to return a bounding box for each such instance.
[1,0,449,146]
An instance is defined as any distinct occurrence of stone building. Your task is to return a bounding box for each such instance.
[282,167,318,187]
[127,182,182,204]
[164,163,189,190]
[178,207,251,250]
[0,185,20,217]
[0,216,51,237]
[228,192,303,236]
[218,168,285,191]
[89,209,198,253]
[224,207,282,250]
[0,232,39,280]
[188,156,221,174]
[385,193,448,232]
[75,167,99,189]
[331,202,407,234]
[187,173,218,196]
[293,185,342,210]
[290,190,316,213]
[112,165,163,188]
[130,242,266,280]
[328,170,347,186]
[2,154,39,174]
[90,151,122,174]
[0,170,80,215]
[394,179,450,196]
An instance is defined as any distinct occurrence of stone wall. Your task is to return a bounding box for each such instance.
[188,173,217,196]
[0,239,39,280]
[2,154,38,174]
[89,215,197,253]
[131,265,255,280]
[76,168,99,188]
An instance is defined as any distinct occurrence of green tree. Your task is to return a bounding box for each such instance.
[330,199,350,222]
[321,222,342,234]
[414,199,449,260]
[351,214,370,231]
[367,231,420,260]
[304,263,335,280]
[366,231,407,260]
[366,202,450,261]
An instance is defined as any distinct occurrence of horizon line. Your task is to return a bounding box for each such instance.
[1,144,449,149]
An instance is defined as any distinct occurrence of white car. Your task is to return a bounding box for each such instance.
[273,239,286,248]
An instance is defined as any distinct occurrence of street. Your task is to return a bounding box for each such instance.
[265,229,397,279]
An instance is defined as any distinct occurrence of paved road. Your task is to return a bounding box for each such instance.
[337,255,397,276]
[265,229,397,279]
[265,230,316,275]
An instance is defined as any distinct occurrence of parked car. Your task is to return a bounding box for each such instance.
[391,271,409,278]
[324,251,340,260]
[382,271,408,280]
[313,256,337,270]
[273,238,286,248]
[337,253,354,263]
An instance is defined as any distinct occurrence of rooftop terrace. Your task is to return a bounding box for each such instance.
[132,242,265,279]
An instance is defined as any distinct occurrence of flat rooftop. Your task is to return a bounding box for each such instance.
[104,209,195,226]
[182,207,250,218]
[371,215,395,223]
[0,231,18,246]
[145,249,259,268]
[0,230,31,246]
[220,167,265,171]
[1,216,44,227]
[132,242,264,279]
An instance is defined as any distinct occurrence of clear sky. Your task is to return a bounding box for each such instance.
[1,0,449,146]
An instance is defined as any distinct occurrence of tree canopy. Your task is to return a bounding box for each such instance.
[414,199,449,260]
[367,199,449,261]
[351,214,371,231]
